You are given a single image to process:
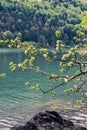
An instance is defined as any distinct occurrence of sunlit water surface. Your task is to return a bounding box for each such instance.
[0,49,86,129]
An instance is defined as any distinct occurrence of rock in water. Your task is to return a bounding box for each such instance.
[10,110,87,130]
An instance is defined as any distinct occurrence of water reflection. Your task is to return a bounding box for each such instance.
[0,49,24,73]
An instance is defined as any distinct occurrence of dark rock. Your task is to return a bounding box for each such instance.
[10,110,87,130]
[74,127,87,130]
[24,121,39,130]
[10,125,24,130]
[63,119,74,127]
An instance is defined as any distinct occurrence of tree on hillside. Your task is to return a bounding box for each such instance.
[0,0,83,46]
[3,30,14,40]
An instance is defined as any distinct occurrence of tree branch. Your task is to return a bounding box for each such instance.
[39,81,66,93]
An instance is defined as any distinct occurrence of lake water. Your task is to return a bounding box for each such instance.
[0,48,86,129]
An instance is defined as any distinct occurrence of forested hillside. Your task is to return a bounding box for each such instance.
[0,0,87,47]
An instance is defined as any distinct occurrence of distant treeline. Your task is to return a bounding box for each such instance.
[0,0,87,47]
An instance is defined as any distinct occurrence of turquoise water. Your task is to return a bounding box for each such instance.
[0,48,80,129]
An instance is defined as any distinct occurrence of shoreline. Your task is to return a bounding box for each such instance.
[0,100,87,129]
[45,100,87,127]
[30,100,87,127]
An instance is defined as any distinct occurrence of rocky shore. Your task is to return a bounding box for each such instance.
[10,110,87,130]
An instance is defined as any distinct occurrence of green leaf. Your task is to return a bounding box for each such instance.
[55,30,61,38]
[25,82,30,86]
[76,99,82,104]
[35,66,40,72]
[9,61,14,66]
[40,48,48,55]
[59,69,65,73]
[84,92,87,98]
[0,73,6,78]
[29,84,40,91]
[49,90,56,96]
[82,11,87,29]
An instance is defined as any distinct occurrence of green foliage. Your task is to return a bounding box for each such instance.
[49,90,56,96]
[9,61,17,71]
[84,92,87,98]
[0,73,6,78]
[0,0,85,47]
[64,88,75,95]
[82,11,87,29]
[56,40,65,52]
[55,30,61,38]
[3,31,14,40]
[76,99,83,105]
[40,48,48,58]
